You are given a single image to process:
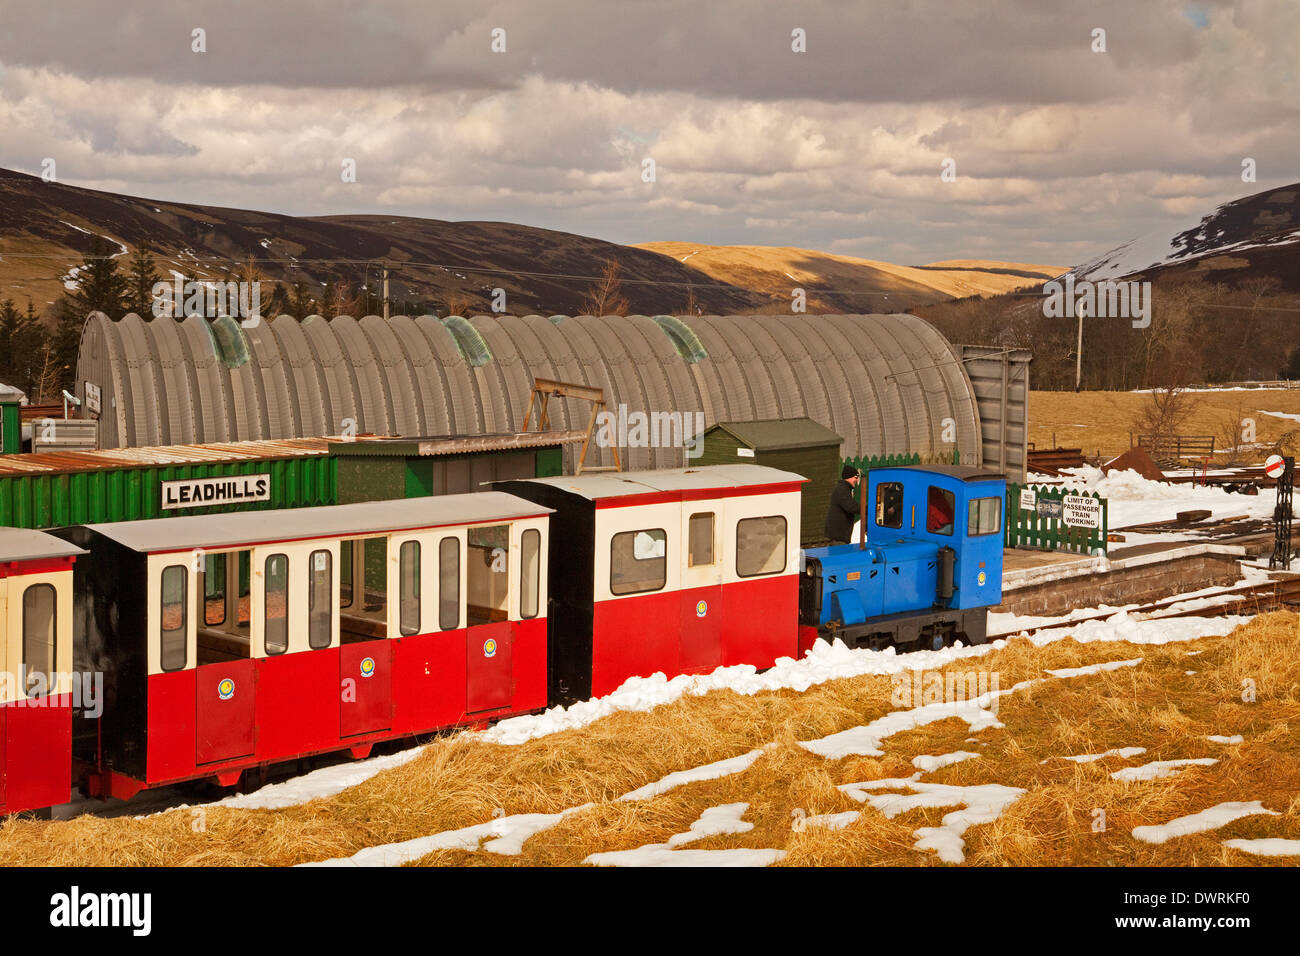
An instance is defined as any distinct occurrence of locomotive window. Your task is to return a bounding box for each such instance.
[610,529,666,595]
[339,540,354,609]
[736,516,787,577]
[439,536,460,630]
[926,487,956,536]
[160,565,188,672]
[968,497,1002,536]
[204,552,226,626]
[399,540,421,636]
[309,549,333,649]
[876,482,903,529]
[22,583,56,696]
[520,528,541,619]
[265,553,289,655]
[688,512,715,567]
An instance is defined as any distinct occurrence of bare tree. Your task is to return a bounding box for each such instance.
[583,259,630,316]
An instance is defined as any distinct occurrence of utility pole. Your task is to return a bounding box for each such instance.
[1075,311,1083,392]
[382,264,390,320]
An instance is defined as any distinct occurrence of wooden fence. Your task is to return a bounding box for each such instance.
[1005,482,1108,555]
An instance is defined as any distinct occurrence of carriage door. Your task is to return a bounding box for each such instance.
[465,524,513,714]
[341,538,396,737]
[193,554,256,765]
[679,506,723,672]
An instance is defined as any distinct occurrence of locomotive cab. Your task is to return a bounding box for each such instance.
[0,529,83,817]
[800,465,1005,651]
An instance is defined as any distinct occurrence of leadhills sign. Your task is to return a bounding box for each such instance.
[161,474,271,511]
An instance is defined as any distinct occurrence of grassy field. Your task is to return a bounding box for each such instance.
[1030,389,1300,460]
[2,613,1297,867]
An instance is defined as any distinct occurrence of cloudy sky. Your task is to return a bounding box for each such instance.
[0,0,1296,266]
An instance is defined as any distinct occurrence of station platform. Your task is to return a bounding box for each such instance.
[998,541,1247,617]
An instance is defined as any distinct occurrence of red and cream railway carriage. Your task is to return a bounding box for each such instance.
[498,465,804,703]
[0,529,83,815]
[58,493,551,799]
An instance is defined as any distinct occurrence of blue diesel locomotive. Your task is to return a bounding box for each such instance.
[799,465,1006,651]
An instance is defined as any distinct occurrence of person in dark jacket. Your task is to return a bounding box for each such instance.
[825,465,860,544]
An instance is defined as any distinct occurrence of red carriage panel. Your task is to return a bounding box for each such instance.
[256,648,340,761]
[466,621,514,714]
[340,639,392,737]
[721,574,799,668]
[196,659,256,765]
[3,696,72,814]
[510,617,548,711]
[147,670,197,781]
[391,630,467,734]
[591,590,680,698]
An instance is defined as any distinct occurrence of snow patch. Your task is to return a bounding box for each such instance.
[1222,838,1300,857]
[1131,801,1278,845]
[912,751,981,773]
[1206,734,1244,744]
[666,802,753,847]
[1111,758,1218,782]
[1047,746,1147,764]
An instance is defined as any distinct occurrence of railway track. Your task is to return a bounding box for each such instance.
[988,576,1300,642]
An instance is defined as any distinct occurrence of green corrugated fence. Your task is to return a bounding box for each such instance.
[1005,482,1108,555]
[0,457,338,531]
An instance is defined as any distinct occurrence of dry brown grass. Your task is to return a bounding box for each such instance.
[3,614,1299,866]
[1030,389,1300,460]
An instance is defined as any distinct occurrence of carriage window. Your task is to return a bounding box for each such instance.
[264,553,289,655]
[968,497,1002,536]
[399,540,421,636]
[876,482,903,529]
[160,565,188,672]
[339,540,354,609]
[736,516,787,577]
[204,552,226,626]
[610,529,666,595]
[520,528,540,619]
[22,583,56,696]
[468,525,510,626]
[309,549,333,649]
[439,536,460,630]
[926,487,956,536]
[688,512,714,567]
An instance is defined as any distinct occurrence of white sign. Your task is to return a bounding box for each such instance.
[84,381,102,416]
[1264,454,1285,478]
[162,474,271,511]
[737,447,755,458]
[1019,488,1037,510]
[1062,494,1102,529]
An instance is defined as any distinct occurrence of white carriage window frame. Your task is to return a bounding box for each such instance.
[159,564,188,672]
[609,528,667,595]
[22,582,57,697]
[264,553,290,656]
[308,548,333,649]
[687,512,715,568]
[735,516,787,578]
[520,528,541,619]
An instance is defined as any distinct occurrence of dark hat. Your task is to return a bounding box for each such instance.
[842,464,859,480]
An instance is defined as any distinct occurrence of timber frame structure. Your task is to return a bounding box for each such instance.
[523,377,622,476]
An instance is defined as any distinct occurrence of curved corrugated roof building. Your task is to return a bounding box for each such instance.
[76,312,988,470]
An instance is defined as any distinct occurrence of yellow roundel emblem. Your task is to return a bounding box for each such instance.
[483,638,497,659]
[217,678,235,700]
[977,571,987,587]
[696,600,708,618]
[360,657,376,678]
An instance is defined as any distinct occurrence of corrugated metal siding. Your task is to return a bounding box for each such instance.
[955,344,1031,480]
[75,312,997,468]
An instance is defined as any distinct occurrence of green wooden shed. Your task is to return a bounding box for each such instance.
[695,418,843,544]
